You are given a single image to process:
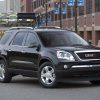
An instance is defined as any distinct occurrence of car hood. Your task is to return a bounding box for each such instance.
[50,45,100,52]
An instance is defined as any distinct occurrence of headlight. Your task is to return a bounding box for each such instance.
[57,51,75,61]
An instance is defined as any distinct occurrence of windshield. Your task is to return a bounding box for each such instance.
[37,31,89,47]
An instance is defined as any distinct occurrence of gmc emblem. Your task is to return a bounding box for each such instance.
[85,53,95,57]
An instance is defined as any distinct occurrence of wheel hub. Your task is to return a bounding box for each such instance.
[45,72,52,78]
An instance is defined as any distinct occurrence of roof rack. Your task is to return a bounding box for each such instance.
[9,27,33,30]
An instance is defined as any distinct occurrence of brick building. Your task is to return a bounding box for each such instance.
[32,0,100,45]
[20,0,33,12]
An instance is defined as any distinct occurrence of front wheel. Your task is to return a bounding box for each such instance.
[38,62,57,88]
[0,60,12,83]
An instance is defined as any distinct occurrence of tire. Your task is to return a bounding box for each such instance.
[0,60,12,83]
[90,80,100,85]
[38,62,57,88]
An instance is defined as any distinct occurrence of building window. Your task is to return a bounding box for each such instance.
[79,6,84,16]
[43,0,46,5]
[41,0,43,6]
[51,11,54,21]
[34,1,36,9]
[67,8,71,18]
[95,0,100,12]
[84,17,86,25]
[86,0,92,14]
[73,6,75,17]
[55,15,58,21]
[39,0,41,6]
[63,14,66,19]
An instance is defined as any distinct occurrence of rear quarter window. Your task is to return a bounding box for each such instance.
[0,31,13,45]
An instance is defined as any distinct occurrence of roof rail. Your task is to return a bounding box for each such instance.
[35,26,61,29]
[9,27,33,30]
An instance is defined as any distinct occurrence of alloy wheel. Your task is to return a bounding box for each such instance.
[0,64,5,80]
[41,66,56,85]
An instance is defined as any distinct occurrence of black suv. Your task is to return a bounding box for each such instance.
[0,27,100,88]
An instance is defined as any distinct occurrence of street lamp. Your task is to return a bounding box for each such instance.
[55,0,66,28]
[68,0,84,33]
[74,0,78,33]
[45,2,48,26]
[43,0,51,26]
[59,0,62,28]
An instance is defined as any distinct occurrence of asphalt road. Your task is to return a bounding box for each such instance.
[0,75,100,100]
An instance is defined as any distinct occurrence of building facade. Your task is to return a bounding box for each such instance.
[0,0,6,13]
[32,0,100,45]
[5,0,12,13]
[5,0,20,13]
[20,0,33,13]
[10,0,21,13]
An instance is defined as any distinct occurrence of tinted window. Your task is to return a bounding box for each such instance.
[37,31,89,47]
[0,31,12,45]
[12,32,27,46]
[25,32,37,46]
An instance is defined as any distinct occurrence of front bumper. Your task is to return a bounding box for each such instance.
[55,60,100,81]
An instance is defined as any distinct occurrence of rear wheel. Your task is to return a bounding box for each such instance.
[39,62,57,88]
[90,80,100,85]
[0,60,12,83]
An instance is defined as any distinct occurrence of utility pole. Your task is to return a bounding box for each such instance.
[59,0,62,28]
[45,4,48,26]
[37,13,40,27]
[75,0,78,33]
[45,0,48,26]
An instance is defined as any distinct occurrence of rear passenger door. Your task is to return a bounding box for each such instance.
[20,31,39,71]
[7,31,28,69]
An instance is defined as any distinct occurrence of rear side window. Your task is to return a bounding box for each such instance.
[0,31,12,45]
[25,32,37,46]
[11,32,27,46]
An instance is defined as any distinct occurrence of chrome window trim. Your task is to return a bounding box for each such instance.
[9,45,28,48]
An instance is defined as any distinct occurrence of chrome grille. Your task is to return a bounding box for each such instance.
[75,50,100,60]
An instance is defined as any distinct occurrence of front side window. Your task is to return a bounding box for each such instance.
[11,32,27,46]
[25,32,37,46]
[37,31,89,47]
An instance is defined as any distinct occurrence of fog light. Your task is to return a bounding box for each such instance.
[64,65,68,69]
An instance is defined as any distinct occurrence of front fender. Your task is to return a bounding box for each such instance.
[40,50,59,65]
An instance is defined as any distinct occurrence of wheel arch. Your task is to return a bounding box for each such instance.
[39,57,54,67]
[0,56,7,63]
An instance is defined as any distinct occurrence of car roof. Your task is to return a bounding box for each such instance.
[34,26,71,32]
[8,26,72,33]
